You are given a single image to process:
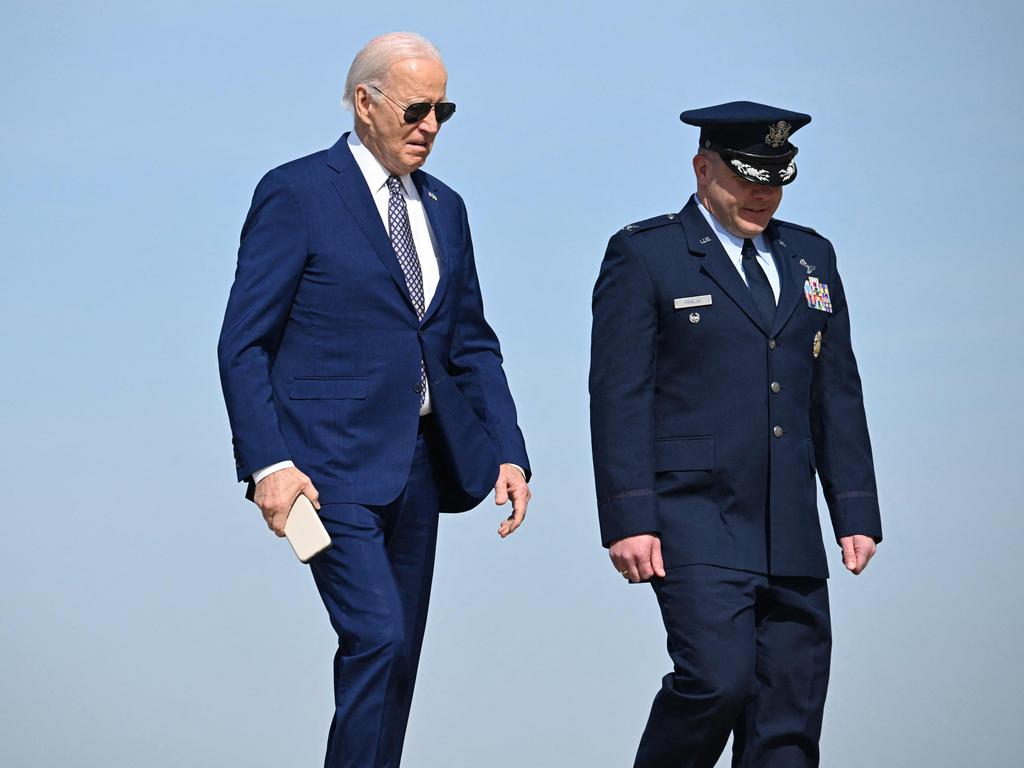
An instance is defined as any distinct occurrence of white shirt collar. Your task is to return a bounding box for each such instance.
[346,131,416,198]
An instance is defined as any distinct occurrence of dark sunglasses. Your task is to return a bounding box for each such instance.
[368,85,456,125]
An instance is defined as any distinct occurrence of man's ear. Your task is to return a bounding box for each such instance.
[692,153,707,184]
[353,84,372,125]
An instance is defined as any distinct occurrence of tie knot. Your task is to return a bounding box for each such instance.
[741,238,758,259]
[387,175,404,197]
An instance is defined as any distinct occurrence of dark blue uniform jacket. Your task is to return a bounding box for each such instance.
[590,199,880,578]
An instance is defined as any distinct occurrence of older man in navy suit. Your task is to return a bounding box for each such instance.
[218,32,531,768]
[590,102,882,767]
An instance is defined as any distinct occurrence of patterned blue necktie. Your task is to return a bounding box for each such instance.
[386,175,427,405]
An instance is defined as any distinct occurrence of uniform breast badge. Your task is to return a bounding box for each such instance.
[803,277,833,313]
[812,330,822,358]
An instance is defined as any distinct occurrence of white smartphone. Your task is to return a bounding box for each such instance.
[284,494,331,563]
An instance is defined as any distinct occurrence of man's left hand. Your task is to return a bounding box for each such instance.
[495,463,531,538]
[839,534,877,574]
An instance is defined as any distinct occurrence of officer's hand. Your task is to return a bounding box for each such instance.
[610,534,665,583]
[253,467,320,538]
[495,463,531,538]
[839,534,876,575]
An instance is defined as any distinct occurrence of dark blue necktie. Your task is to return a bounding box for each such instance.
[386,175,427,406]
[741,238,776,328]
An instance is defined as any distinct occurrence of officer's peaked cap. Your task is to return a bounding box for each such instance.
[680,101,811,187]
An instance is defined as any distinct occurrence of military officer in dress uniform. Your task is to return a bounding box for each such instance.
[589,101,882,768]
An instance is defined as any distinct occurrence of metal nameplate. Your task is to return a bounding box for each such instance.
[673,295,713,309]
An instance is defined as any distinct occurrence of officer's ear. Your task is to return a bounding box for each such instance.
[692,153,709,184]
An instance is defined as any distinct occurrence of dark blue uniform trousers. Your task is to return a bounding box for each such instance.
[635,565,832,768]
[309,425,442,768]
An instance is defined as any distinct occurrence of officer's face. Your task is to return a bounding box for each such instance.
[693,152,783,238]
[355,57,447,176]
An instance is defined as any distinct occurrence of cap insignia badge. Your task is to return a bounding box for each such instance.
[778,162,796,182]
[765,121,791,148]
[812,330,822,358]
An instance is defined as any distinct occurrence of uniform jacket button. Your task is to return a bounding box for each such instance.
[770,381,781,393]
[768,339,777,350]
[773,425,784,438]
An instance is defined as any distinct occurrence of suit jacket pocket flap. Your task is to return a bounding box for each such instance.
[654,436,714,472]
[289,377,368,400]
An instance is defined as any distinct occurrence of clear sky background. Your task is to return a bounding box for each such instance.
[2,1,1022,766]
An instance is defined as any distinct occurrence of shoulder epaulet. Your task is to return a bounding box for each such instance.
[773,218,826,239]
[621,212,681,234]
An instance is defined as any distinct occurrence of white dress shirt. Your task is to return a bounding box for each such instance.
[251,133,442,485]
[693,194,780,302]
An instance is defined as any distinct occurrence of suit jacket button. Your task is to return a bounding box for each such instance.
[770,381,781,393]
[773,425,784,438]
[413,382,423,394]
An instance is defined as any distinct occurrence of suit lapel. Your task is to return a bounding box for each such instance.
[412,171,451,324]
[326,134,416,313]
[679,199,768,335]
[766,221,805,337]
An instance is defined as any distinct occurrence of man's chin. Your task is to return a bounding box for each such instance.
[403,148,430,169]
[737,219,769,237]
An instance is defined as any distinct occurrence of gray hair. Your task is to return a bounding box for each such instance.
[342,32,443,111]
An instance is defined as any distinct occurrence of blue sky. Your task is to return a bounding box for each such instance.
[2,1,1022,766]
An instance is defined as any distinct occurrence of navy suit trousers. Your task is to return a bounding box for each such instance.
[635,565,832,768]
[309,424,442,768]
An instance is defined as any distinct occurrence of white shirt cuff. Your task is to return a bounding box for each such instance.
[506,463,527,481]
[252,460,295,484]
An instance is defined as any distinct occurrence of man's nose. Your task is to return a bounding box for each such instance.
[418,109,440,135]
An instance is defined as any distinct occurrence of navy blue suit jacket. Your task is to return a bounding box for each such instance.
[218,133,529,512]
[590,199,880,578]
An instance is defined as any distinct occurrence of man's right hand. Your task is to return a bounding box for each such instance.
[609,534,666,583]
[253,467,320,538]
